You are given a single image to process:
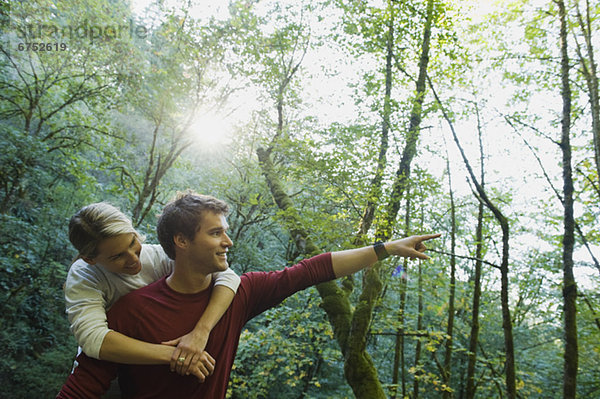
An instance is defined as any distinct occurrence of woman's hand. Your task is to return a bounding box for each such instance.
[163,327,212,378]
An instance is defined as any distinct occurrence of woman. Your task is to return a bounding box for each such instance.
[64,202,240,380]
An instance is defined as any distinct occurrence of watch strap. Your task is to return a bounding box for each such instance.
[373,241,390,261]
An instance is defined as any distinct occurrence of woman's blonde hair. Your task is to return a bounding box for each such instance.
[69,202,140,259]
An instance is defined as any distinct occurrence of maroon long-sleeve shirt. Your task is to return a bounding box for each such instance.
[57,253,334,398]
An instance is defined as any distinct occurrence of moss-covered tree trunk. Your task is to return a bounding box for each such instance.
[379,0,433,240]
[557,1,578,397]
[347,1,434,396]
[256,1,434,396]
[256,147,383,398]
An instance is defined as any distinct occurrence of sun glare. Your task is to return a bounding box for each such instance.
[188,113,231,149]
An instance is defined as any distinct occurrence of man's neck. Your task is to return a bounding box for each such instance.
[166,261,212,294]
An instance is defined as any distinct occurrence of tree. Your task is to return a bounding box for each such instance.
[441,139,457,399]
[0,1,143,395]
[254,0,441,396]
[556,1,578,396]
[431,82,517,398]
[0,0,135,214]
[573,0,600,194]
[109,8,237,227]
[465,102,487,399]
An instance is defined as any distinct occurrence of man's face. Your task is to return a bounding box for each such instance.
[89,233,142,275]
[186,211,233,274]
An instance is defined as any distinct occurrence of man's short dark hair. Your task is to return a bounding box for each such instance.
[157,192,230,259]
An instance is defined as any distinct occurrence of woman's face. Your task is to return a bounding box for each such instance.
[87,233,142,275]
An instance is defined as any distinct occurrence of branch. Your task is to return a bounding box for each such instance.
[506,116,600,274]
[428,248,501,270]
[503,114,560,146]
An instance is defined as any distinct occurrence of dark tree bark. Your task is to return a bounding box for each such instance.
[391,194,411,399]
[379,0,434,240]
[557,0,578,397]
[442,147,457,399]
[131,110,191,227]
[506,116,600,275]
[574,0,600,193]
[412,259,425,399]
[355,1,392,240]
[466,104,486,399]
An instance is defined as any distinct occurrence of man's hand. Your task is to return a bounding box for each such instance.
[162,327,210,376]
[386,234,441,260]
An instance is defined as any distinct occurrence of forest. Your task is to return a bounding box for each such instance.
[0,0,599,398]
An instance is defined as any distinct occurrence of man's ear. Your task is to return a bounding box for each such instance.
[174,233,188,250]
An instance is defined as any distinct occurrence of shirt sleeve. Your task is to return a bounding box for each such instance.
[240,253,335,321]
[64,263,111,359]
[212,268,241,293]
[56,353,117,399]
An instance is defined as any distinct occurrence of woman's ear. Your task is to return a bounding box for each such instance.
[82,256,96,265]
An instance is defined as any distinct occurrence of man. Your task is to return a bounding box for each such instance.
[57,192,440,398]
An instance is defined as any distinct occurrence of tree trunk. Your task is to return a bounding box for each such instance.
[575,0,600,193]
[256,2,434,396]
[442,149,457,398]
[557,1,578,397]
[355,0,393,240]
[348,1,434,396]
[392,194,411,399]
[131,122,189,227]
[412,260,424,399]
[466,105,486,399]
[256,147,384,398]
[379,0,434,240]
[465,199,484,399]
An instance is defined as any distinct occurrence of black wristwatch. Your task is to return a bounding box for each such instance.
[373,241,390,260]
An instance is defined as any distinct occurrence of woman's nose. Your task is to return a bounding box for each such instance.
[127,250,139,264]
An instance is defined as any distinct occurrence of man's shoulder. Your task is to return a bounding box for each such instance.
[110,277,166,310]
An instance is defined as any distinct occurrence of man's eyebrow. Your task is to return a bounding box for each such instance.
[208,225,228,233]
